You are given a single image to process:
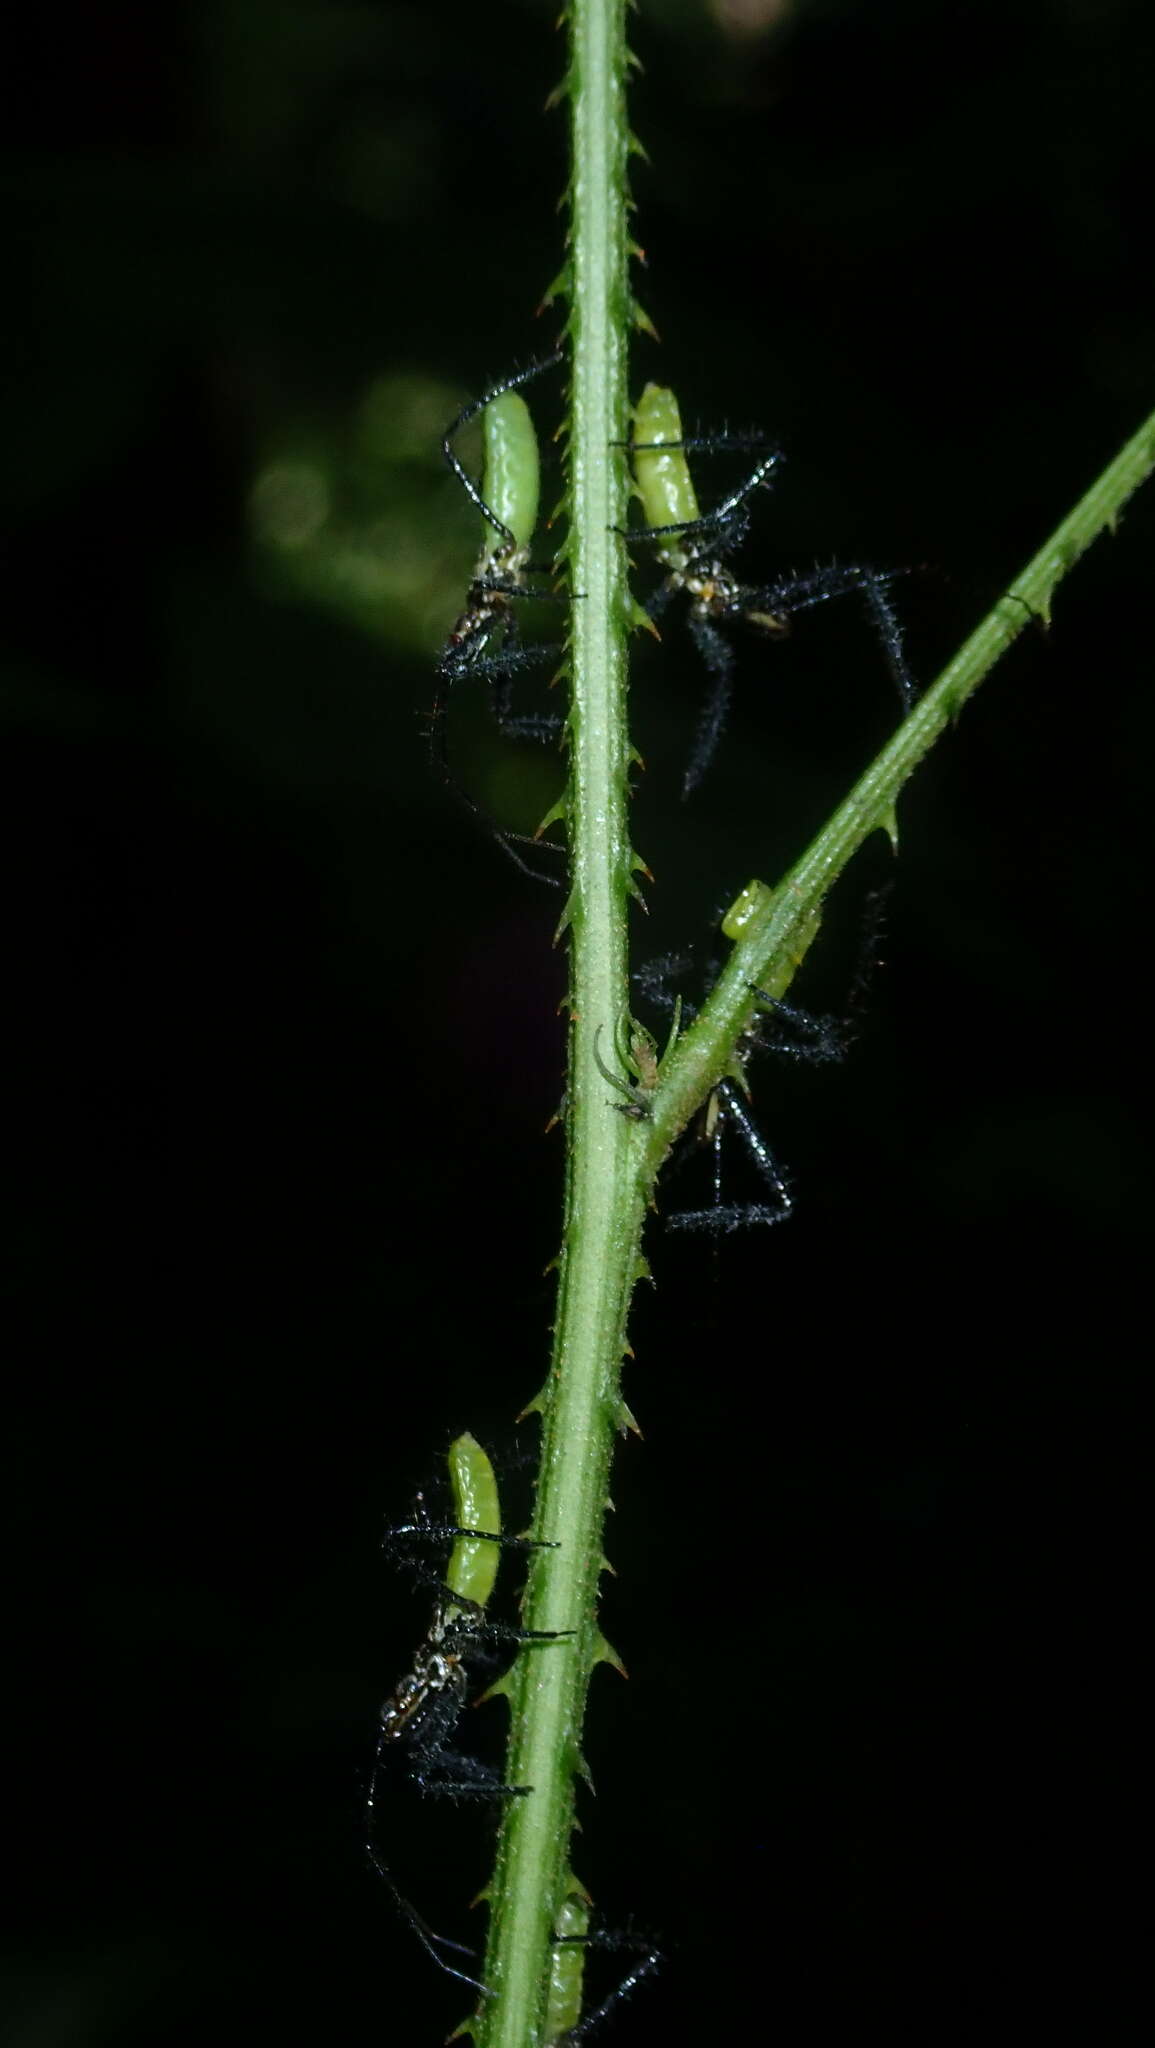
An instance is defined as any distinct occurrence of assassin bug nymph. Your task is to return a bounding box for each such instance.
[632,885,890,1234]
[434,351,571,882]
[366,1432,570,1989]
[624,384,917,796]
[628,945,799,1233]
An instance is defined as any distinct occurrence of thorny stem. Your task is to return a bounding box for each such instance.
[471,0,640,2042]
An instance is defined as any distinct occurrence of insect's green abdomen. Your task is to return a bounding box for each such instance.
[631,383,700,533]
[722,878,775,939]
[482,391,541,558]
[543,1891,591,2043]
[444,1431,502,1609]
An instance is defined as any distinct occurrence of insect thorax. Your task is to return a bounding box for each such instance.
[379,1607,469,1742]
[683,559,735,616]
[445,539,531,655]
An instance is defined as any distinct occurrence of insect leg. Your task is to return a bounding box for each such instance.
[623,383,783,547]
[364,1740,493,1993]
[742,561,916,713]
[548,1927,663,2045]
[747,986,848,1065]
[620,441,782,548]
[486,649,567,744]
[383,1522,559,1551]
[409,1744,533,1802]
[666,1079,793,1234]
[683,612,737,797]
[630,949,699,1019]
[429,636,567,887]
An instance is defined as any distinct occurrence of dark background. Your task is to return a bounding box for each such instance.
[3,1,1149,2042]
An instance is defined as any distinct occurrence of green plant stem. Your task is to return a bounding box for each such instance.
[473,0,639,2042]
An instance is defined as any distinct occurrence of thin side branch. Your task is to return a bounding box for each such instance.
[640,402,1155,1169]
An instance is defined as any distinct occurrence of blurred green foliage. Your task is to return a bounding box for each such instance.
[249,371,474,653]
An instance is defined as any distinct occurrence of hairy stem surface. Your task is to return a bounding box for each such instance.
[473,0,641,2041]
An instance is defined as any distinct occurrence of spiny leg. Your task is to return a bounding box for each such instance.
[666,1079,793,1235]
[407,1740,532,1803]
[719,1081,794,1226]
[384,1520,559,1554]
[487,649,567,745]
[683,611,738,798]
[440,629,565,743]
[430,634,566,887]
[549,1926,664,2046]
[364,1739,492,1994]
[740,561,916,714]
[746,988,849,1066]
[630,949,699,1019]
[620,449,781,549]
